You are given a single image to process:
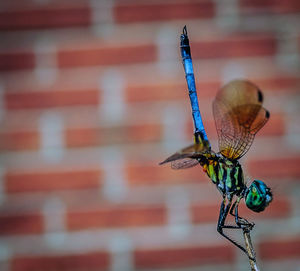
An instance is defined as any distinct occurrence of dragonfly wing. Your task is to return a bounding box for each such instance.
[159,142,208,169]
[171,158,200,169]
[159,144,195,165]
[213,80,270,160]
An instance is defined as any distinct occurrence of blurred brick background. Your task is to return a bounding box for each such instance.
[0,0,300,270]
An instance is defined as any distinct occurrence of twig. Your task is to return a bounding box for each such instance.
[243,228,260,271]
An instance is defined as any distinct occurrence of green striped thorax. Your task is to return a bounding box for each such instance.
[201,153,245,197]
[245,180,273,212]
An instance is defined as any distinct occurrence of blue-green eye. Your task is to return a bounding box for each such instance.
[245,180,273,212]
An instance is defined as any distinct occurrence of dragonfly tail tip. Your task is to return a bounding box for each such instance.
[183,25,187,35]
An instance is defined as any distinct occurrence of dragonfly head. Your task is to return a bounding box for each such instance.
[245,180,273,212]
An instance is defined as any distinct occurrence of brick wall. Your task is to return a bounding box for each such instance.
[0,0,299,270]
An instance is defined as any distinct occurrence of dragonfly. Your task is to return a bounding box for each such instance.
[160,26,273,256]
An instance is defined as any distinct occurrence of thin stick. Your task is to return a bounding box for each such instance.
[243,228,260,271]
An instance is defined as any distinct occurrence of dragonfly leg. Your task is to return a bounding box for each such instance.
[217,198,249,256]
[229,199,255,230]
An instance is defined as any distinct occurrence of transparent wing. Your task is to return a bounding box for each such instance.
[213,80,270,160]
[171,158,199,169]
[159,141,208,170]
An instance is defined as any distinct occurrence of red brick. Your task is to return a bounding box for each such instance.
[125,81,220,103]
[0,5,91,31]
[0,50,35,71]
[134,244,234,268]
[0,130,39,151]
[126,162,207,186]
[65,127,100,148]
[65,123,162,147]
[191,34,277,59]
[191,204,219,223]
[254,76,300,92]
[12,252,109,271]
[247,156,300,179]
[240,0,300,14]
[126,82,186,103]
[5,89,99,110]
[5,169,102,193]
[0,213,43,235]
[58,44,157,68]
[259,237,300,260]
[127,123,163,143]
[114,1,215,23]
[67,205,167,230]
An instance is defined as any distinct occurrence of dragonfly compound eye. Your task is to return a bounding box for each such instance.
[245,180,273,212]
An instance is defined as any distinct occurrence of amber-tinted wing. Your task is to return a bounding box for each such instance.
[159,140,209,169]
[213,80,270,160]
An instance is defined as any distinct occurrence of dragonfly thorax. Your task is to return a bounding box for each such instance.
[198,153,246,198]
